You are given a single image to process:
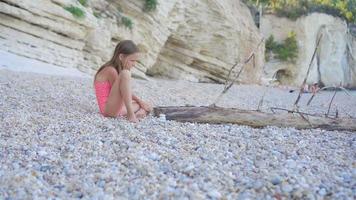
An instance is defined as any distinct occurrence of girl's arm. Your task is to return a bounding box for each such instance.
[132,94,153,112]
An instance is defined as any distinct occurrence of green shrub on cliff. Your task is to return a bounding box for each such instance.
[244,0,355,23]
[78,0,88,7]
[144,0,158,12]
[121,16,133,30]
[265,32,298,63]
[64,6,85,19]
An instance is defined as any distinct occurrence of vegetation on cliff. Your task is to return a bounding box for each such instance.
[265,31,298,63]
[64,5,85,19]
[245,0,355,23]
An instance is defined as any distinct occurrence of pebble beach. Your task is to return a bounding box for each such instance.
[0,69,355,199]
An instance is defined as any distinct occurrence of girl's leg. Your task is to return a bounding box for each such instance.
[104,70,139,117]
[119,100,143,116]
[135,101,152,119]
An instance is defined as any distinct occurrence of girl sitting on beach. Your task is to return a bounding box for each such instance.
[94,40,152,122]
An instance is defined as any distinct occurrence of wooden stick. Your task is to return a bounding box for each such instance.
[298,112,313,127]
[211,38,264,106]
[257,91,266,111]
[326,89,337,117]
[270,107,326,118]
[335,107,339,118]
[306,94,316,106]
[307,86,351,106]
[294,34,323,107]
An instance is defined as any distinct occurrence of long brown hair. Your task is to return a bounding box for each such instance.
[95,40,139,78]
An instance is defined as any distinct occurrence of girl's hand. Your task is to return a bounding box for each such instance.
[123,59,131,71]
[140,101,153,113]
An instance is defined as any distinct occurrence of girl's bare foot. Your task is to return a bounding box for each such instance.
[135,108,147,119]
[127,114,138,123]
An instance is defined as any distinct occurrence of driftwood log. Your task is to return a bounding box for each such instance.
[154,106,356,131]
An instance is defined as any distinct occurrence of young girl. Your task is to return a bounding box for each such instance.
[94,40,152,122]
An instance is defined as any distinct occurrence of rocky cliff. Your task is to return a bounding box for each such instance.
[0,0,264,83]
[261,13,356,88]
[2,0,354,87]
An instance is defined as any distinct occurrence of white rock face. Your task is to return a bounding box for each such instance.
[347,34,356,87]
[0,0,264,83]
[147,0,264,84]
[0,0,96,74]
[261,13,356,87]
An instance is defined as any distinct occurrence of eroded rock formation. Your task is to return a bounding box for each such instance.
[0,0,264,83]
[261,13,356,88]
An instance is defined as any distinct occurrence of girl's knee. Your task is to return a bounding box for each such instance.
[120,70,131,78]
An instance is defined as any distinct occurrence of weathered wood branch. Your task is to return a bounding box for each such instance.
[211,38,264,106]
[307,86,351,106]
[326,89,338,117]
[294,34,323,107]
[154,106,356,131]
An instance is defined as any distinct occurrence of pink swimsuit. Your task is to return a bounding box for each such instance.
[94,81,124,116]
